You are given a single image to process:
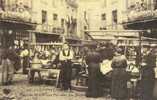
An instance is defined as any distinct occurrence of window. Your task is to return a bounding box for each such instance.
[42,10,47,24]
[154,0,157,10]
[112,10,117,24]
[101,13,106,20]
[103,0,107,7]
[61,18,64,27]
[53,13,58,21]
[0,0,5,10]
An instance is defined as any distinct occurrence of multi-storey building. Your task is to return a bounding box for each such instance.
[30,0,78,44]
[106,0,127,30]
[77,0,107,40]
[0,0,79,48]
[77,0,128,42]
[63,0,79,44]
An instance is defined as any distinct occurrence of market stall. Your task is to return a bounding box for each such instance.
[27,42,63,82]
[82,30,157,95]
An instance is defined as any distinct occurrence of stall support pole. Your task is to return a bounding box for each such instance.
[138,32,142,68]
[28,31,32,57]
[124,40,128,56]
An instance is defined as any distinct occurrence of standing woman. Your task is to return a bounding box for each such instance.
[141,48,156,100]
[59,43,74,90]
[1,50,15,85]
[20,44,29,74]
[85,46,103,98]
[111,48,130,100]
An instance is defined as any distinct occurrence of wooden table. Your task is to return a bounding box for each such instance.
[27,68,60,87]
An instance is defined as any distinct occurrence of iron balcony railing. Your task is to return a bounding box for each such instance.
[123,3,157,23]
[65,0,78,8]
[36,24,65,34]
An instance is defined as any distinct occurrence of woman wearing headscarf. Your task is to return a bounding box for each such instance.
[111,47,130,100]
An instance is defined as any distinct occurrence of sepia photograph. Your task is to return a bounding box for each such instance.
[0,0,157,100]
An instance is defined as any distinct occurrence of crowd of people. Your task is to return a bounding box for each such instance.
[0,42,157,100]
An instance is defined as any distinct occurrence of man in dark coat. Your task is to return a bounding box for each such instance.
[85,47,103,98]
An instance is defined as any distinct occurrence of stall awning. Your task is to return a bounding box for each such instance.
[28,30,62,43]
[82,40,97,46]
[0,19,36,30]
[123,17,157,30]
[30,43,63,46]
[29,30,62,36]
[84,30,141,42]
[65,35,81,41]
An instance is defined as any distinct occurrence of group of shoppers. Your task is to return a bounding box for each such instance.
[85,42,120,98]
[85,42,157,100]
[1,42,157,100]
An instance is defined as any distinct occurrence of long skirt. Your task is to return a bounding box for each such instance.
[141,68,155,100]
[153,79,157,99]
[86,63,103,98]
[23,56,29,74]
[111,68,129,99]
[60,61,72,90]
[1,59,14,85]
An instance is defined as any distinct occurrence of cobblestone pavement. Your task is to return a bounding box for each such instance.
[0,73,113,100]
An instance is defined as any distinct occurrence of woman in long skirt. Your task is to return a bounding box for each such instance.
[85,47,103,98]
[141,48,156,100]
[111,48,130,100]
[1,50,14,85]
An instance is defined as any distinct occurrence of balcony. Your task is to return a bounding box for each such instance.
[67,17,77,34]
[52,27,64,34]
[36,24,64,35]
[65,0,78,8]
[0,5,36,24]
[123,2,157,29]
[123,3,157,23]
[66,34,81,42]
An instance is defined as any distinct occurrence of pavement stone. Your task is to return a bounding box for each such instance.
[0,74,113,100]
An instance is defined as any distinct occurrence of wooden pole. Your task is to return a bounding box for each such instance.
[138,31,142,68]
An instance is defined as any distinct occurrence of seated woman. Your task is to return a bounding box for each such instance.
[40,55,51,69]
[29,52,42,83]
[100,47,114,93]
[100,57,112,87]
